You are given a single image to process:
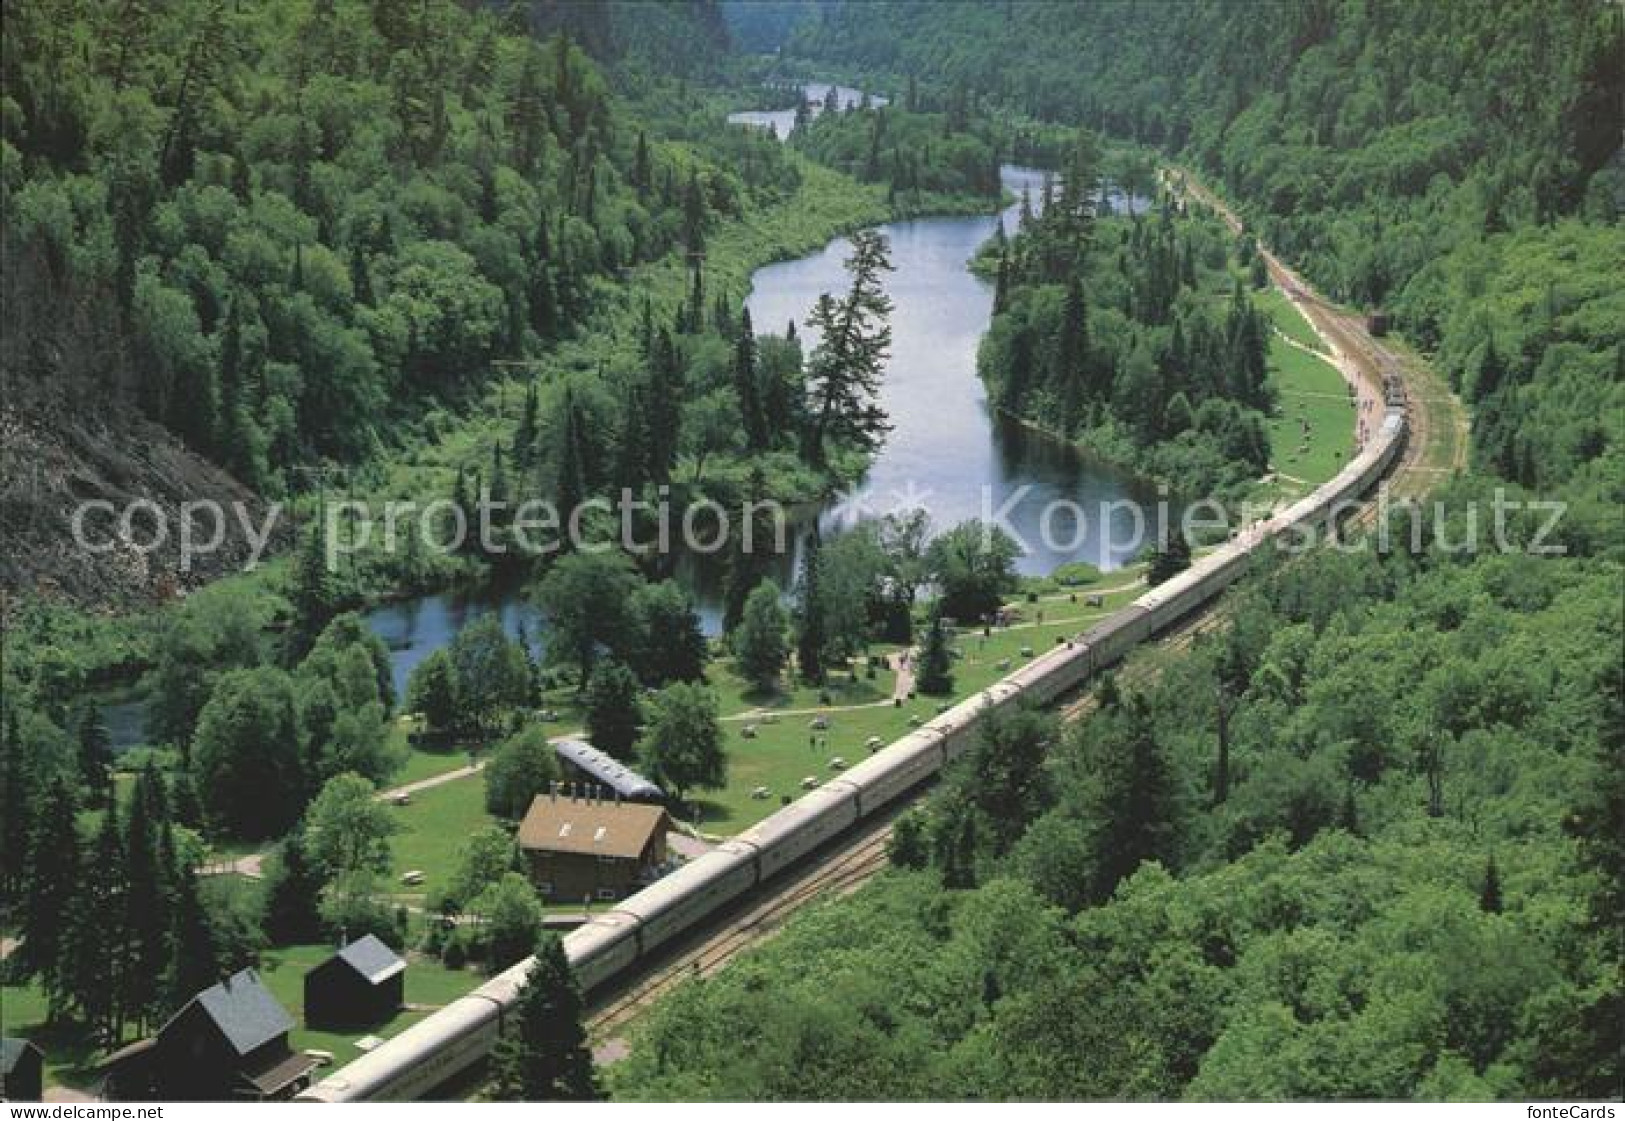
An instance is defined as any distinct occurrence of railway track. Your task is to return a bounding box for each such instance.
[585,815,897,1047]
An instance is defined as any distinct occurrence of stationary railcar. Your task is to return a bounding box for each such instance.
[301,409,1408,1105]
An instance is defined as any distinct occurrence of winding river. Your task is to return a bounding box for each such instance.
[104,89,1147,742]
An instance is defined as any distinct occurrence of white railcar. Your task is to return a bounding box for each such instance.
[720,784,860,882]
[612,846,759,954]
[837,728,948,816]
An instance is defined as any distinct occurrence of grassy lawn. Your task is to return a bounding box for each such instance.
[1255,286,1328,353]
[687,580,1144,834]
[386,776,500,896]
[1260,335,1358,498]
[0,981,105,1092]
[256,943,480,1069]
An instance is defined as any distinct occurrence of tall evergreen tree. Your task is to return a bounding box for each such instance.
[916,610,954,696]
[16,777,81,1019]
[796,532,827,685]
[163,863,219,1016]
[122,764,172,1032]
[490,933,600,1101]
[803,231,895,466]
[62,796,127,1042]
[74,703,114,806]
[733,307,768,452]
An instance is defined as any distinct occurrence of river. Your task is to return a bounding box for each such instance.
[103,89,1147,743]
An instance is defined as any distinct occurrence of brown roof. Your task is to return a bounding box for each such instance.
[517,796,667,860]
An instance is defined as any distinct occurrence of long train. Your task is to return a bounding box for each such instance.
[300,405,1406,1103]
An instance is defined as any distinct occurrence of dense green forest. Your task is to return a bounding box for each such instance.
[0,0,802,495]
[616,521,1622,1099]
[782,0,1625,520]
[2,0,1621,1103]
[606,0,1625,1103]
[976,139,1274,500]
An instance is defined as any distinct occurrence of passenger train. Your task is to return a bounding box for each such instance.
[300,406,1407,1102]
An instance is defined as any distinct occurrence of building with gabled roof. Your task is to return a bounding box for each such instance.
[517,792,670,903]
[101,968,317,1101]
[1,1038,43,1101]
[303,935,406,1029]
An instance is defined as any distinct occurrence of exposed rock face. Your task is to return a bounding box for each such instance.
[0,400,284,609]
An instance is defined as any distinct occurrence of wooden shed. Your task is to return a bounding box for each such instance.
[1,1038,43,1101]
[303,935,406,1030]
[101,968,317,1101]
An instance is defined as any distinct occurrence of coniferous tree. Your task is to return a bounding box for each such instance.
[74,703,114,806]
[1078,693,1182,905]
[264,823,325,944]
[63,796,127,1043]
[1480,853,1504,914]
[290,519,336,658]
[16,777,81,1019]
[163,863,219,1016]
[733,307,768,452]
[796,533,827,684]
[122,764,172,1032]
[916,610,954,696]
[491,933,600,1101]
[803,230,895,466]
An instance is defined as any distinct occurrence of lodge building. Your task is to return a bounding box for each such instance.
[518,792,670,903]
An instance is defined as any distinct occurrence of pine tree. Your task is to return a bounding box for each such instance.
[733,307,768,452]
[1480,853,1504,914]
[16,777,81,1019]
[1080,693,1182,905]
[122,764,172,1032]
[916,610,954,696]
[264,824,325,943]
[796,533,827,685]
[74,703,114,806]
[163,862,219,1016]
[491,933,601,1101]
[290,519,335,659]
[63,796,127,1043]
[1054,276,1089,429]
[631,130,651,193]
[803,231,895,466]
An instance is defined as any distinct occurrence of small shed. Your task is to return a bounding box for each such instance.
[1,1038,44,1102]
[303,935,406,1029]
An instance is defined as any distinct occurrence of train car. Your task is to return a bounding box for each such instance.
[1004,638,1091,706]
[720,783,860,883]
[563,911,642,993]
[837,727,948,816]
[610,846,759,954]
[1079,605,1153,670]
[300,994,501,1102]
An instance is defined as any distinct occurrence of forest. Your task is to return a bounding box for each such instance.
[599,0,1625,1101]
[976,136,1274,501]
[0,0,1620,1105]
